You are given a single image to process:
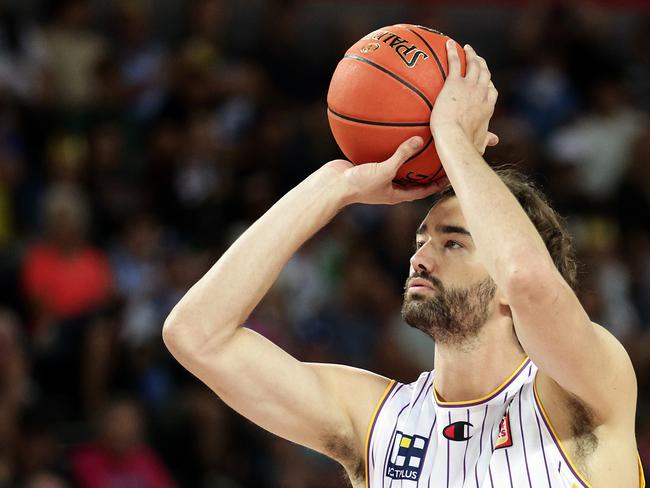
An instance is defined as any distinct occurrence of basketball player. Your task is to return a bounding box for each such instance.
[163,41,645,487]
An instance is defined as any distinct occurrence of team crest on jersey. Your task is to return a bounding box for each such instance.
[385,431,430,481]
[495,410,513,449]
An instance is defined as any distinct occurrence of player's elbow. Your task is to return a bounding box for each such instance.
[503,258,561,305]
[162,307,187,356]
[162,306,204,357]
[162,305,236,361]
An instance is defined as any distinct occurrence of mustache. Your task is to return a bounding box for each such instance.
[404,271,443,291]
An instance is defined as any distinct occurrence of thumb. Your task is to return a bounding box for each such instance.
[387,136,424,173]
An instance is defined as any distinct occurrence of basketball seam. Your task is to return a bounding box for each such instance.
[342,54,433,110]
[407,27,447,81]
[327,108,429,127]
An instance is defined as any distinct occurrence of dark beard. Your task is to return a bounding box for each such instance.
[401,273,497,347]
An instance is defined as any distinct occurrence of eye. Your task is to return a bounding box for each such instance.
[414,241,425,251]
[445,240,463,249]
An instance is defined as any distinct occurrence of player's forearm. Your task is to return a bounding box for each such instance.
[163,168,348,352]
[434,124,555,288]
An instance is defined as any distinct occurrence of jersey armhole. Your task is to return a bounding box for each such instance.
[534,374,646,488]
[364,379,397,488]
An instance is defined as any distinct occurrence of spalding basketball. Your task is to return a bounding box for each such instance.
[327,24,466,185]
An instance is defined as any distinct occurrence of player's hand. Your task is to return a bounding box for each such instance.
[430,41,499,154]
[321,137,449,206]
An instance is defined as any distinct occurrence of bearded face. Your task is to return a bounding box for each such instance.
[401,272,497,347]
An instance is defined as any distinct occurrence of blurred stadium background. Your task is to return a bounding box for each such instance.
[0,0,648,486]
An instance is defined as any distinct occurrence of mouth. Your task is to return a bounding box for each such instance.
[407,278,436,291]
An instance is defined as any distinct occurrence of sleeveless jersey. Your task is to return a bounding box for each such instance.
[365,358,646,488]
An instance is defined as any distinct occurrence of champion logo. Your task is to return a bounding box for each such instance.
[495,411,513,449]
[442,421,473,441]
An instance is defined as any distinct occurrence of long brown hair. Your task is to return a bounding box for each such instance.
[431,167,578,290]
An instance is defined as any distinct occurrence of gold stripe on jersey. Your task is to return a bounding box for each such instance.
[364,379,396,488]
[639,453,646,488]
[433,356,530,406]
[533,380,593,487]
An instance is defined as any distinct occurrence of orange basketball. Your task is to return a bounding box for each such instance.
[327,24,466,185]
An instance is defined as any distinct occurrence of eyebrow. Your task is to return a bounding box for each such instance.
[416,224,472,238]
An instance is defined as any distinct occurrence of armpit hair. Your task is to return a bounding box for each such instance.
[566,393,599,463]
[322,433,363,486]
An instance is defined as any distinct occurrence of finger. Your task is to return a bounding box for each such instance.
[464,44,480,82]
[386,136,424,173]
[477,55,491,86]
[446,39,461,78]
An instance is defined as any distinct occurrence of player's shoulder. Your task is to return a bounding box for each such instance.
[385,370,435,408]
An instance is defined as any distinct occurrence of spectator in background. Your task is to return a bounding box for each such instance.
[547,72,647,206]
[0,309,29,487]
[14,406,70,487]
[43,0,106,109]
[21,184,114,417]
[0,130,24,250]
[0,7,48,103]
[22,184,112,340]
[23,471,71,488]
[87,121,144,239]
[114,0,168,121]
[71,399,175,488]
[108,214,175,410]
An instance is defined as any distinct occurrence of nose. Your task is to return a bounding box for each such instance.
[409,242,436,274]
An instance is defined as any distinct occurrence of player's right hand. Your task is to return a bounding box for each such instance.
[320,136,449,207]
[430,41,499,155]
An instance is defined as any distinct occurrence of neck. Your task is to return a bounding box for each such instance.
[433,316,526,403]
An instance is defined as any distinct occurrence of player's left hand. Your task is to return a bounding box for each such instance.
[430,41,499,154]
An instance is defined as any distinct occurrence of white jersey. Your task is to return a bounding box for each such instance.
[365,358,645,488]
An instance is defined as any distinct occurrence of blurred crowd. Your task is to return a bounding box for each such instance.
[0,0,648,486]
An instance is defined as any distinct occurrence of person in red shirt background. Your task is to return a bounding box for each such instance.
[71,399,175,488]
[21,183,115,417]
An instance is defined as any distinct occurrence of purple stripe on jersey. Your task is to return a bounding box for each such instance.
[517,390,533,488]
[488,412,499,487]
[490,415,496,452]
[505,450,514,488]
[462,409,470,484]
[503,391,509,404]
[527,365,532,377]
[434,359,532,408]
[387,383,405,403]
[533,389,590,488]
[382,401,410,488]
[474,404,489,488]
[447,411,451,488]
[427,415,437,488]
[367,381,399,487]
[413,372,433,406]
[558,461,561,473]
[534,404,552,488]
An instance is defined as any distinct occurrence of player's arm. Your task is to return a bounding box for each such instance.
[162,139,445,464]
[430,41,637,423]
